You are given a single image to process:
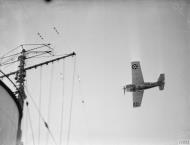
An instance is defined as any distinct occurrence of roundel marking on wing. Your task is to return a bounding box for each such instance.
[132,64,138,69]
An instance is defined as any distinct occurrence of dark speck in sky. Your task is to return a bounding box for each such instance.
[44,0,52,3]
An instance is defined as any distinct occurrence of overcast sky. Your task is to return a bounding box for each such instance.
[0,0,190,145]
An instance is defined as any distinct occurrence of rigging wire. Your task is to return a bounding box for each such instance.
[1,52,52,67]
[45,63,54,145]
[51,26,72,53]
[0,69,19,93]
[26,101,35,145]
[0,59,19,67]
[0,55,19,65]
[0,44,51,59]
[25,84,57,145]
[1,62,16,70]
[38,67,42,145]
[75,60,90,145]
[24,85,46,129]
[0,45,53,67]
[59,60,65,145]
[66,56,76,145]
[0,45,21,60]
[0,50,21,60]
[44,122,58,145]
[0,44,52,60]
[24,44,53,53]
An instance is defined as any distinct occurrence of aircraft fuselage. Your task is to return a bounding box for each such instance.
[126,82,160,92]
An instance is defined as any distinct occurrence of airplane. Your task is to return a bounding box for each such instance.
[123,61,165,107]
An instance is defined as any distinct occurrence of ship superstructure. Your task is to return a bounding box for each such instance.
[0,44,76,145]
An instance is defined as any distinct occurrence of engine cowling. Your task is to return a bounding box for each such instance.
[126,84,136,92]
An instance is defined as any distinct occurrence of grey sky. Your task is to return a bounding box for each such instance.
[0,0,190,145]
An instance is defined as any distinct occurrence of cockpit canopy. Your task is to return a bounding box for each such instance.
[126,84,136,92]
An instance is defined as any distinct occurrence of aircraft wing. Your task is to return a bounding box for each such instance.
[133,90,144,107]
[131,61,144,85]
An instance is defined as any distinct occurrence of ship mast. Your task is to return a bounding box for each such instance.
[0,44,76,145]
[15,48,26,108]
[15,48,26,145]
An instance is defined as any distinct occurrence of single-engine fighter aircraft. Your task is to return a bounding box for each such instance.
[123,61,165,107]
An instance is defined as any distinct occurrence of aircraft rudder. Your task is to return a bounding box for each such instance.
[158,74,165,90]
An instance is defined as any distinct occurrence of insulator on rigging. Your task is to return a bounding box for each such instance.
[53,27,59,35]
[37,32,44,40]
[44,122,49,129]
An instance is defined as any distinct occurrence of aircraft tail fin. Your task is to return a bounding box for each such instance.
[157,74,165,90]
